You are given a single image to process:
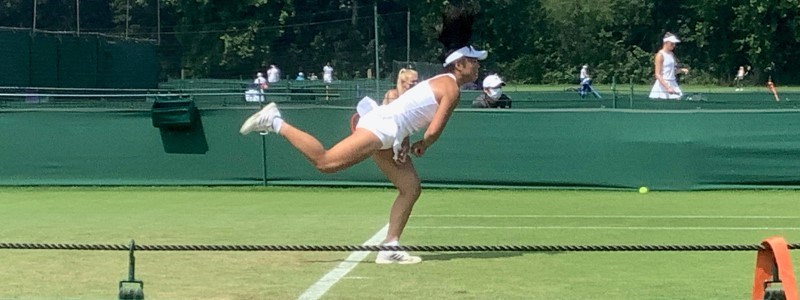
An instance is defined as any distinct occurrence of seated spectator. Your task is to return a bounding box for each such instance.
[244,83,264,102]
[254,72,268,90]
[472,74,511,108]
[296,72,306,81]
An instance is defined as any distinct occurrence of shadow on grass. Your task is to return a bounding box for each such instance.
[306,251,563,263]
[421,251,562,261]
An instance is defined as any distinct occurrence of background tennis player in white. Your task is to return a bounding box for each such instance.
[649,33,689,99]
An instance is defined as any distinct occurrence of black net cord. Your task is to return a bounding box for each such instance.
[1,243,798,252]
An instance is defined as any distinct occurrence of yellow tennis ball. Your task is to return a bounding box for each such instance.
[639,187,649,194]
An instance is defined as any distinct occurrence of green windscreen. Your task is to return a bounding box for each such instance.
[0,29,158,89]
[1,106,800,190]
[58,35,98,88]
[98,39,159,89]
[29,34,59,87]
[0,29,31,86]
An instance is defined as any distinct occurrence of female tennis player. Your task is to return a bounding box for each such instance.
[649,32,689,99]
[240,6,485,264]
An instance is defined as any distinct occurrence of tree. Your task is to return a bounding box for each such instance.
[161,0,287,77]
[731,0,800,83]
[4,0,800,85]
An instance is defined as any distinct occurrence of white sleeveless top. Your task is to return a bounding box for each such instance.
[379,73,449,140]
[649,50,682,99]
[658,50,677,81]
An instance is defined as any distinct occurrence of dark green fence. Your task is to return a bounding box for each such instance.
[0,29,158,89]
[0,29,31,87]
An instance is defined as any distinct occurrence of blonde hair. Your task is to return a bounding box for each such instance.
[396,68,418,95]
[382,68,419,105]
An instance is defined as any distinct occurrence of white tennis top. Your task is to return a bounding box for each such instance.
[377,73,450,140]
[658,50,677,81]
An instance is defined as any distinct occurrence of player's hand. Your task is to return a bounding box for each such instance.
[394,138,411,163]
[411,140,427,157]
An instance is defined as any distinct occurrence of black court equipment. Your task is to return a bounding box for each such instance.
[763,284,787,300]
[119,240,144,300]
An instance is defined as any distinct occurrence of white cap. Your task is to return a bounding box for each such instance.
[443,45,488,67]
[482,74,505,88]
[582,65,588,69]
[257,72,263,77]
[663,35,680,43]
[299,72,304,76]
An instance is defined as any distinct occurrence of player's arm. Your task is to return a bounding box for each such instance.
[654,52,667,89]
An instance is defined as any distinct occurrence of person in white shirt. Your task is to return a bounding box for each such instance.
[239,6,485,265]
[322,62,334,83]
[580,65,589,82]
[734,66,749,91]
[649,33,689,99]
[244,72,268,102]
[266,64,280,83]
[254,72,267,89]
[578,65,595,98]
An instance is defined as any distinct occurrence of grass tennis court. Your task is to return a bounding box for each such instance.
[1,187,798,299]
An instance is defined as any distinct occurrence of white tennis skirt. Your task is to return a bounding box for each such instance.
[649,80,682,99]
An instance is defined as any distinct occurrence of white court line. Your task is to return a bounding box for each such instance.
[409,225,800,231]
[297,224,387,300]
[413,214,800,219]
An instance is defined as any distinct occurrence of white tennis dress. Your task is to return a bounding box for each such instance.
[356,74,450,159]
[649,50,682,99]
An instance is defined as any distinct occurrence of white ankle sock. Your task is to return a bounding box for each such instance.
[272,118,283,133]
[383,240,399,246]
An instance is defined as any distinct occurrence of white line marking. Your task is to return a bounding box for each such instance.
[413,214,800,219]
[409,225,800,231]
[297,224,387,300]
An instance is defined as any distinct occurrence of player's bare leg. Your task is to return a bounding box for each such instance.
[279,125,381,173]
[372,149,422,264]
[241,103,383,173]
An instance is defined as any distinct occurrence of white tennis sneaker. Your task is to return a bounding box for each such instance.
[375,250,422,265]
[239,102,281,135]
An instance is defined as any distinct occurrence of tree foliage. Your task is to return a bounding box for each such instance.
[2,0,800,84]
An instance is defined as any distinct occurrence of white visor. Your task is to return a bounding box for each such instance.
[443,46,488,67]
[663,36,680,43]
